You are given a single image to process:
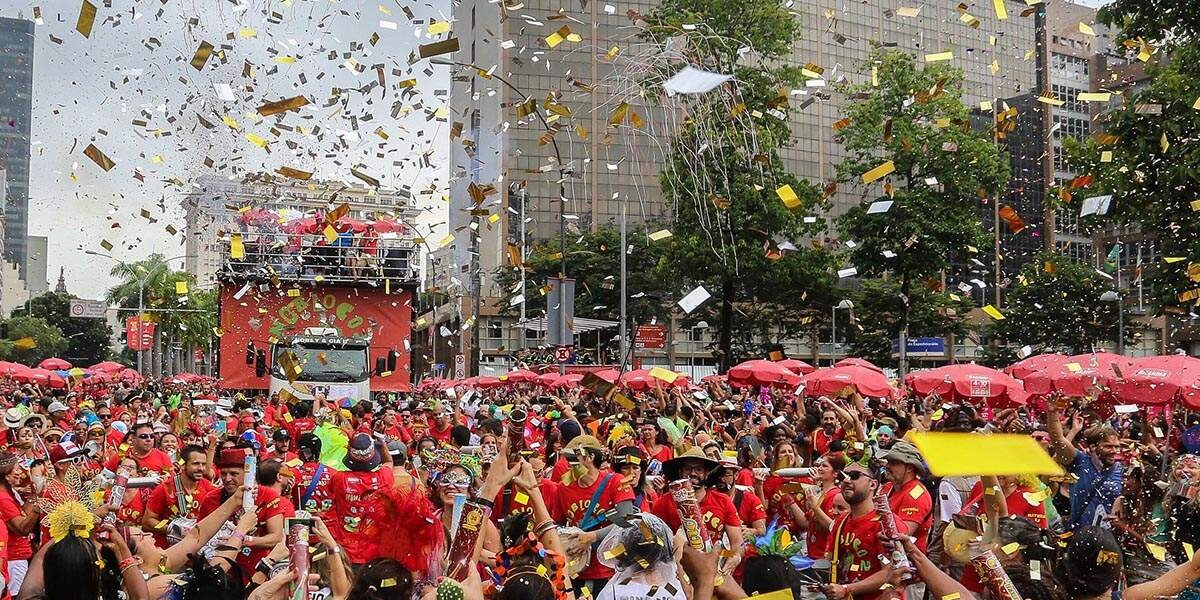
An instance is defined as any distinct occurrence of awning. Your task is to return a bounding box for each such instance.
[521,317,619,334]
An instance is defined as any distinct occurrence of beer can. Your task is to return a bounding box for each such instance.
[669,479,708,550]
[970,549,1022,600]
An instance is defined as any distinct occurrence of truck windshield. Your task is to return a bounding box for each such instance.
[272,344,368,383]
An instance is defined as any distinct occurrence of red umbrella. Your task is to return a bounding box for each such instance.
[1023,352,1135,398]
[1005,353,1070,380]
[283,217,319,234]
[0,361,28,376]
[502,369,539,384]
[803,365,896,399]
[237,208,280,225]
[776,359,816,375]
[39,358,72,370]
[701,374,727,384]
[334,217,368,233]
[1109,355,1200,408]
[906,363,1028,408]
[592,369,621,384]
[88,360,127,373]
[458,376,502,389]
[620,369,689,391]
[370,219,406,234]
[728,359,803,388]
[14,368,66,389]
[536,372,562,388]
[554,373,584,389]
[118,368,143,382]
[835,358,885,373]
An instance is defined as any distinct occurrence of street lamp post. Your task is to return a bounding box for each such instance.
[689,321,709,379]
[86,251,191,374]
[831,299,854,364]
[1101,290,1124,355]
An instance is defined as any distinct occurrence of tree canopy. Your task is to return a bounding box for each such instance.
[17,292,112,366]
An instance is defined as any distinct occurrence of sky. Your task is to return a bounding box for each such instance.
[2,0,452,299]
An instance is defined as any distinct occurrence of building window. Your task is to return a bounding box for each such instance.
[487,319,502,339]
[1051,84,1090,113]
[1051,52,1090,79]
[1053,114,1091,141]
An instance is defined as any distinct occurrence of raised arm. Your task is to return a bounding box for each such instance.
[1044,402,1078,466]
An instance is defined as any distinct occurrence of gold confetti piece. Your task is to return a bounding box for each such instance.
[609,102,630,126]
[239,27,257,38]
[924,51,953,63]
[993,0,1007,19]
[1001,542,1022,555]
[190,41,214,71]
[75,0,97,38]
[1077,92,1111,102]
[605,46,619,61]
[776,184,802,209]
[1100,151,1113,162]
[99,240,113,251]
[246,133,268,148]
[418,38,459,58]
[1192,96,1200,110]
[351,168,380,187]
[1191,200,1200,211]
[175,281,188,295]
[630,111,645,129]
[274,56,297,64]
[398,78,417,87]
[12,338,36,350]
[222,115,240,130]
[1161,132,1170,153]
[546,25,571,48]
[257,95,310,117]
[379,577,397,588]
[982,304,1005,320]
[427,20,451,35]
[1145,544,1166,562]
[648,229,673,242]
[862,160,895,184]
[230,234,245,259]
[437,234,455,248]
[514,491,529,504]
[276,166,313,181]
[896,6,920,17]
[83,143,116,171]
[1037,95,1065,106]
[1185,542,1195,560]
[1079,22,1096,36]
[944,594,961,600]
[323,224,339,244]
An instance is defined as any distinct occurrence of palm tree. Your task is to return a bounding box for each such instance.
[107,255,216,376]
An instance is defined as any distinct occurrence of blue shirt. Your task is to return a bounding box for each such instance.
[1068,451,1123,529]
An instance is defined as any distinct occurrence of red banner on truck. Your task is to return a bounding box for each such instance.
[217,284,413,392]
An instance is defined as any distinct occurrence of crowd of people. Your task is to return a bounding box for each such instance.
[1,363,1200,600]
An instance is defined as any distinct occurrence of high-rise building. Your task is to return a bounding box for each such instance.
[183,175,419,288]
[0,17,33,278]
[440,0,1038,370]
[25,234,47,295]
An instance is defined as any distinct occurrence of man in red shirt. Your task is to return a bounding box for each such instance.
[813,407,846,457]
[283,402,317,441]
[377,407,412,445]
[825,462,895,600]
[104,422,173,477]
[197,448,285,581]
[427,407,454,447]
[292,433,335,527]
[878,440,933,552]
[650,449,745,577]
[329,434,395,567]
[550,435,635,597]
[143,444,218,547]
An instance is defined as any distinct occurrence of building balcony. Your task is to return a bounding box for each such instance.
[217,232,419,286]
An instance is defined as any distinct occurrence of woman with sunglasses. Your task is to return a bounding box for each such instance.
[428,457,501,568]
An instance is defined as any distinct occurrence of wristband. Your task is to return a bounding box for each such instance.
[474,497,495,510]
[229,530,245,544]
[118,556,138,572]
[328,546,342,555]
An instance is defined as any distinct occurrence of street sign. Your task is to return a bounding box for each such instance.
[454,353,466,379]
[69,299,108,319]
[554,345,572,363]
[890,337,947,358]
[635,324,667,350]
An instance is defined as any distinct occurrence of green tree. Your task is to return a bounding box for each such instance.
[106,254,216,372]
[1098,0,1200,47]
[1060,41,1200,321]
[0,316,69,365]
[16,292,112,366]
[835,50,1009,375]
[983,252,1125,361]
[845,279,976,366]
[641,0,835,368]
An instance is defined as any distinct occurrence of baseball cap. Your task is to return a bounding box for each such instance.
[47,401,69,414]
[49,441,84,464]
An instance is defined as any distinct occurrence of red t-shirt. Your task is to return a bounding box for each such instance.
[0,487,31,560]
[732,488,767,527]
[807,486,843,559]
[428,422,453,447]
[293,462,336,525]
[552,473,635,580]
[650,489,743,546]
[104,447,174,477]
[762,475,812,533]
[813,428,846,456]
[329,467,396,565]
[736,468,756,488]
[831,510,890,600]
[639,443,674,465]
[198,485,286,580]
[962,482,1048,529]
[550,456,570,483]
[285,417,317,442]
[884,479,933,552]
[145,476,218,547]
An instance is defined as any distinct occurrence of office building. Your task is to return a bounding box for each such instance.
[182,175,419,288]
[24,234,46,295]
[437,0,1038,373]
[0,17,33,278]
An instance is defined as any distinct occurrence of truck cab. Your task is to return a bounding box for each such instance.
[269,328,372,403]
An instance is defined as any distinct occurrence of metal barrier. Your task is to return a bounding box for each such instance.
[219,232,419,284]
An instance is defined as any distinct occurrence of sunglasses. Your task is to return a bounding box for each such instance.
[98,414,112,419]
[135,433,153,440]
[839,471,869,483]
